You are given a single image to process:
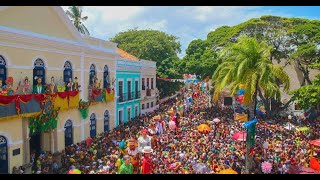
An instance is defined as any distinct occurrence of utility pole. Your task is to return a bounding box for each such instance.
[245,78,259,174]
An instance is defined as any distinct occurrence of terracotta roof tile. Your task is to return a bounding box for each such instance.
[116,48,139,61]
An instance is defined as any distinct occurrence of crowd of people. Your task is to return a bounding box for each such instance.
[24,83,319,174]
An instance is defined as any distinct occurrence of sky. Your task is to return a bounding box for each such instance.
[62,6,320,58]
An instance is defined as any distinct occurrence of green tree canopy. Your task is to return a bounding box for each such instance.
[202,16,320,86]
[290,75,320,110]
[110,29,182,79]
[110,29,183,98]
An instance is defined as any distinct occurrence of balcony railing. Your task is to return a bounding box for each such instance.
[128,92,133,101]
[146,89,151,96]
[135,91,141,99]
[119,93,127,103]
[119,91,141,103]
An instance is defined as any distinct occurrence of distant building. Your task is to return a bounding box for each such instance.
[115,48,141,125]
[140,59,159,115]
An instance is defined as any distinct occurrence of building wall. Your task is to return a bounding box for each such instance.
[115,70,141,126]
[140,59,158,115]
[0,118,24,173]
[0,6,118,173]
[0,6,78,41]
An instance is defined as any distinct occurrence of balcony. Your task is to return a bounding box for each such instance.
[119,93,127,103]
[146,89,151,96]
[128,92,133,101]
[135,91,141,99]
[119,91,141,103]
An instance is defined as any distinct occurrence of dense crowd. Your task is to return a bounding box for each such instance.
[20,84,319,174]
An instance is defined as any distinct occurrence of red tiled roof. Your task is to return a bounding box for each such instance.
[116,48,139,61]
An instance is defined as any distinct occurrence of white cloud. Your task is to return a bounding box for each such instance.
[60,6,306,57]
[86,6,145,22]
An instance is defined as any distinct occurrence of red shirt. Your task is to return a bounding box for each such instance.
[141,156,153,174]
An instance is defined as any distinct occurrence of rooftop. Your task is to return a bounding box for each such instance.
[116,48,139,61]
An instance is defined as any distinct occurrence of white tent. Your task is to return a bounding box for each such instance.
[284,122,297,131]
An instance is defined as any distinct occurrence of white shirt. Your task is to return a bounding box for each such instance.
[138,136,151,152]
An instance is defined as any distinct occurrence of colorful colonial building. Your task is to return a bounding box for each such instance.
[115,48,141,126]
[140,60,159,115]
[0,6,117,173]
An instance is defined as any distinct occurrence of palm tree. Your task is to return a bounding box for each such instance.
[213,36,290,173]
[212,36,290,117]
[66,6,90,35]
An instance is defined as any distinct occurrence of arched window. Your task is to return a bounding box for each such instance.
[33,58,45,85]
[64,120,73,147]
[0,56,7,85]
[103,65,109,88]
[63,61,73,83]
[0,136,8,174]
[104,110,110,132]
[89,64,96,85]
[90,113,96,137]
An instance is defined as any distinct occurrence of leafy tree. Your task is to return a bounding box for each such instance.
[290,43,320,85]
[205,16,320,87]
[65,6,90,35]
[110,29,182,97]
[212,36,291,118]
[290,74,320,110]
[180,39,219,79]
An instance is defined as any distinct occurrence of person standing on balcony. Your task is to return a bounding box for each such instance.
[33,76,45,94]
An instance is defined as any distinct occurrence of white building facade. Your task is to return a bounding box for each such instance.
[140,59,159,115]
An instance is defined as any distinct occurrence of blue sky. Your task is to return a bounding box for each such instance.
[62,6,320,58]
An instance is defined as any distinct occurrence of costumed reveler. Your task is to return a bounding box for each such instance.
[127,137,139,173]
[138,129,151,153]
[148,120,158,149]
[141,146,154,174]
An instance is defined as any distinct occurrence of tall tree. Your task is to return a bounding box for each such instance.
[66,6,90,35]
[110,29,182,98]
[180,39,219,79]
[212,36,290,118]
[290,74,320,110]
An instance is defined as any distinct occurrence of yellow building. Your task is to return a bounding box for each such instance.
[0,6,118,173]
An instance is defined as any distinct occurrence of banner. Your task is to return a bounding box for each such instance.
[19,97,42,117]
[244,118,258,150]
[69,93,80,108]
[54,95,69,111]
[0,101,18,119]
[106,92,114,101]
[234,113,248,122]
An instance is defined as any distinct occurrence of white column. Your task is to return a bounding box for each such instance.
[80,52,85,100]
[114,59,117,128]
[80,51,85,141]
[50,131,54,153]
[81,121,85,141]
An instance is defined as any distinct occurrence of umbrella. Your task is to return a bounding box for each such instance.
[261,161,272,174]
[168,120,176,130]
[218,169,238,174]
[309,139,320,147]
[299,166,320,174]
[68,169,81,174]
[213,118,220,123]
[233,132,246,141]
[197,124,211,134]
[193,163,210,173]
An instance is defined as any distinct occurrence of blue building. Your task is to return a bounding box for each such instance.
[115,48,141,126]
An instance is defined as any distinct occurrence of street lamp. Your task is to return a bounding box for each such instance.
[288,114,292,131]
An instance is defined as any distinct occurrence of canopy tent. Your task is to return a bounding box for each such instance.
[310,139,320,147]
[284,122,297,131]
